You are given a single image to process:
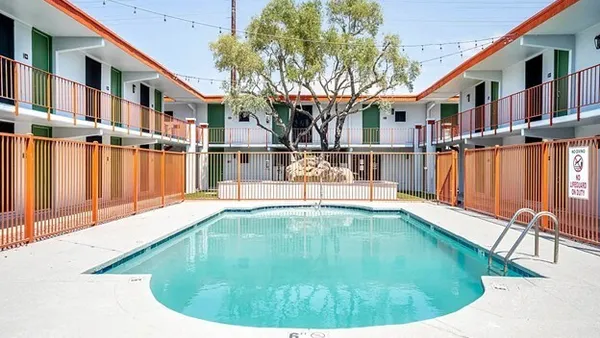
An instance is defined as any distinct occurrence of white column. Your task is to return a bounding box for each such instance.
[186,118,197,194]
[197,123,209,191]
[426,120,436,194]
[413,126,423,192]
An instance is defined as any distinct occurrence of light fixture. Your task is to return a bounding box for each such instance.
[595,34,600,50]
[132,84,136,93]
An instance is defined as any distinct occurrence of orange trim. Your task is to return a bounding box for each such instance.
[416,0,579,100]
[45,0,206,100]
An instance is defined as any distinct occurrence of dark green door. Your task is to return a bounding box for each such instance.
[32,125,52,210]
[110,136,122,146]
[440,103,459,119]
[272,104,289,144]
[362,105,380,144]
[32,28,52,112]
[208,148,224,190]
[554,50,569,117]
[208,104,225,144]
[111,68,122,126]
[491,82,499,128]
[154,89,163,134]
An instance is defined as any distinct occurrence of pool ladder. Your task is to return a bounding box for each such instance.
[488,208,560,273]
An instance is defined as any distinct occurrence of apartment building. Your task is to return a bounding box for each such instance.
[0,0,204,151]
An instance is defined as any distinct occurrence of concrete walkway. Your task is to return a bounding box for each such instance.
[1,201,599,338]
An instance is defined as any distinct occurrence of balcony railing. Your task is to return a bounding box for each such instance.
[431,63,600,143]
[199,127,415,147]
[0,55,188,140]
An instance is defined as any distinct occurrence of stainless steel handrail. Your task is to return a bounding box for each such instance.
[503,211,559,272]
[488,208,536,267]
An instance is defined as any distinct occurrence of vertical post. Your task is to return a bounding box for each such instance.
[576,71,581,121]
[509,97,513,132]
[180,153,185,201]
[369,151,374,201]
[469,111,473,139]
[161,150,166,207]
[435,153,440,202]
[303,152,307,201]
[237,151,241,201]
[494,145,500,218]
[112,95,116,131]
[72,83,77,125]
[541,142,550,229]
[91,141,99,225]
[24,134,35,242]
[46,73,51,120]
[452,151,458,206]
[133,148,138,213]
[13,64,19,116]
[94,91,98,129]
[127,103,131,134]
[549,80,554,126]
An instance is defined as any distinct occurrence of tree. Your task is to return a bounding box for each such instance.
[210,0,420,152]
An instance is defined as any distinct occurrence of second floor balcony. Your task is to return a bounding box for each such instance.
[431,63,600,144]
[200,127,416,148]
[0,55,189,141]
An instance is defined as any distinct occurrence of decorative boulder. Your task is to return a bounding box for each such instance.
[286,157,354,183]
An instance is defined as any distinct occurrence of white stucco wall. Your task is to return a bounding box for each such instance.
[55,51,86,84]
[574,22,600,71]
[13,20,32,66]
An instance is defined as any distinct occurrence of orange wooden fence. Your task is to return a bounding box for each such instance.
[0,133,184,250]
[465,137,599,244]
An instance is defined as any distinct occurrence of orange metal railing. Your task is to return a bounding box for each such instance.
[436,151,458,206]
[464,137,599,244]
[0,133,184,250]
[433,64,600,143]
[0,55,188,140]
[206,127,415,147]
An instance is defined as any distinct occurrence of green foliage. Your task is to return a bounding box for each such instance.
[210,0,420,151]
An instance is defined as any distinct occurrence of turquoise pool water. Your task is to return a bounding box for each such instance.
[103,207,531,329]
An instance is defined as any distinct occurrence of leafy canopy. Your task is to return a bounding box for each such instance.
[211,0,420,151]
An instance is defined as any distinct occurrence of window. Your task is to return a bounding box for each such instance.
[394,110,406,122]
[239,111,250,122]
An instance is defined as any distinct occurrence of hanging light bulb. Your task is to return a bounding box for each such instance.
[192,21,195,28]
[439,44,442,51]
[475,40,478,47]
[421,45,424,52]
[102,0,105,5]
[133,6,136,14]
[219,27,222,34]
[402,46,405,52]
[458,43,461,50]
[461,52,463,58]
[164,15,167,22]
[439,57,442,63]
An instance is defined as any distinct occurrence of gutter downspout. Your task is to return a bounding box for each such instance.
[426,102,436,120]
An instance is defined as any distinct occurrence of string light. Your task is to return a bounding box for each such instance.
[419,41,493,64]
[100,0,502,50]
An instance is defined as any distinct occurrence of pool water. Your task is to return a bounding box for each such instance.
[104,207,528,329]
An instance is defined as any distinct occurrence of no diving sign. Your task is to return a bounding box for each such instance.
[568,146,588,200]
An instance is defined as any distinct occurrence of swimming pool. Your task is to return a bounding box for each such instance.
[100,206,536,329]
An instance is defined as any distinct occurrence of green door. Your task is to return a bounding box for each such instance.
[272,104,289,144]
[554,50,569,117]
[32,28,52,112]
[32,125,52,210]
[208,148,224,190]
[491,82,499,128]
[111,68,122,126]
[362,105,380,144]
[110,136,122,146]
[208,104,225,144]
[441,103,459,130]
[154,89,163,134]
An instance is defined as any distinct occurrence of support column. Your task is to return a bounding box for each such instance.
[197,123,209,191]
[426,119,436,194]
[185,118,197,194]
[413,125,423,193]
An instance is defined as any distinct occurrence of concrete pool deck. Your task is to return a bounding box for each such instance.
[1,201,600,338]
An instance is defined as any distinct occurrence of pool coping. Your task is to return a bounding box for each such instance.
[89,204,540,279]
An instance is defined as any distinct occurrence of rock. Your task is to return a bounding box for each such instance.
[286,156,354,183]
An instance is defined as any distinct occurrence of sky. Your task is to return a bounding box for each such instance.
[71,0,554,95]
